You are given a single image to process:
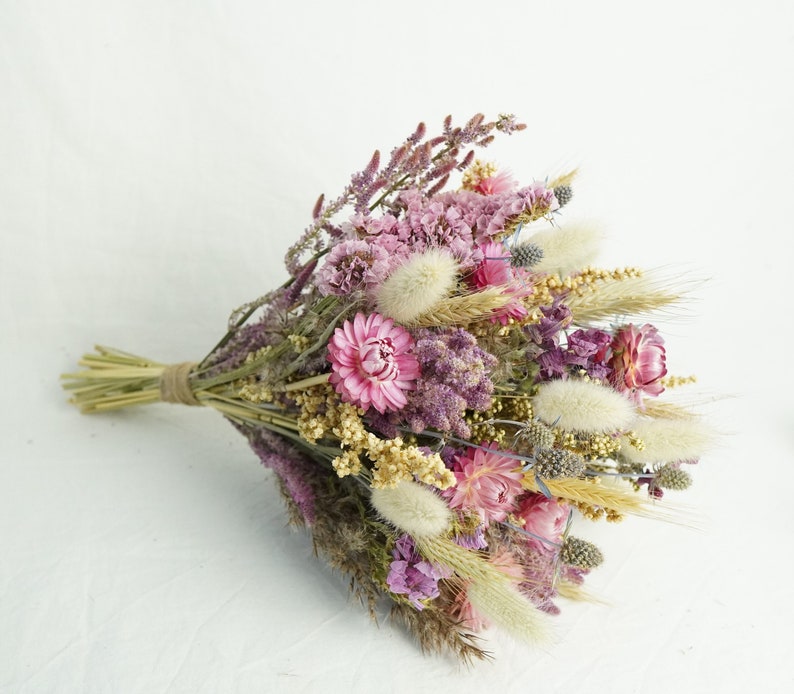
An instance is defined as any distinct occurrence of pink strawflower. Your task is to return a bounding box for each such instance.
[609,323,667,404]
[444,443,524,523]
[450,583,488,632]
[474,170,516,196]
[327,312,420,414]
[470,241,530,324]
[515,492,570,554]
[449,548,525,631]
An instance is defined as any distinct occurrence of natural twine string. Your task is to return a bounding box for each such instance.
[159,362,201,406]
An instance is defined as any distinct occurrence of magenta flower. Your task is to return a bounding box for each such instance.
[327,313,420,414]
[444,443,524,523]
[387,535,450,610]
[515,492,570,553]
[470,241,530,324]
[609,323,667,404]
[473,170,516,196]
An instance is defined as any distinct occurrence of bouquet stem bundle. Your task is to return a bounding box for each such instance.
[62,114,711,661]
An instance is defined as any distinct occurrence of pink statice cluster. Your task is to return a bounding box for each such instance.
[316,239,390,297]
[316,175,559,306]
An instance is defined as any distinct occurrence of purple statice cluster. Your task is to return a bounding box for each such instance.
[395,328,497,439]
[527,304,613,381]
[386,535,450,610]
[315,180,561,299]
[316,239,390,297]
[239,425,318,524]
[285,114,526,276]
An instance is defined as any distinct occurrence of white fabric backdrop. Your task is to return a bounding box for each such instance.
[2,1,792,692]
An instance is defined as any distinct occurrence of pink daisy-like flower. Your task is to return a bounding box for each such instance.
[473,170,516,196]
[444,443,524,523]
[327,312,420,414]
[515,492,570,554]
[470,241,530,324]
[450,548,525,631]
[609,323,667,405]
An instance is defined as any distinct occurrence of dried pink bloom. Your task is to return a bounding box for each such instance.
[609,323,667,404]
[444,443,524,523]
[327,313,420,414]
[449,548,525,631]
[470,241,530,324]
[316,239,389,297]
[474,170,516,196]
[515,493,570,553]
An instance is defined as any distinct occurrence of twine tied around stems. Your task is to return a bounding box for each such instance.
[159,362,201,406]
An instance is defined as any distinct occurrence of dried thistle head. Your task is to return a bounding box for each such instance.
[533,447,586,479]
[561,536,604,569]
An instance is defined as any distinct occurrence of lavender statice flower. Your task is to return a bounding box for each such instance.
[526,303,573,349]
[565,328,613,380]
[535,328,614,383]
[453,524,488,550]
[387,535,450,610]
[400,328,497,439]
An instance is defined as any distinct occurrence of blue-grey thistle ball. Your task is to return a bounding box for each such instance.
[553,185,573,207]
[509,241,544,268]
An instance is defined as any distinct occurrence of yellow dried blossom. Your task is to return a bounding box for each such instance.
[461,159,498,190]
[332,449,362,478]
[238,381,274,404]
[287,334,311,353]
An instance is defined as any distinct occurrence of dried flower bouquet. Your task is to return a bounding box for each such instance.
[63,114,710,661]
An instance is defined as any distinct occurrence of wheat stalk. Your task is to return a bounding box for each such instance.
[523,475,648,517]
[409,288,511,327]
[547,168,579,189]
[565,274,685,325]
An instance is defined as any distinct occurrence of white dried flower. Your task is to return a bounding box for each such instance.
[620,417,713,465]
[526,220,603,276]
[375,249,458,323]
[533,378,635,433]
[467,577,550,645]
[370,480,452,539]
